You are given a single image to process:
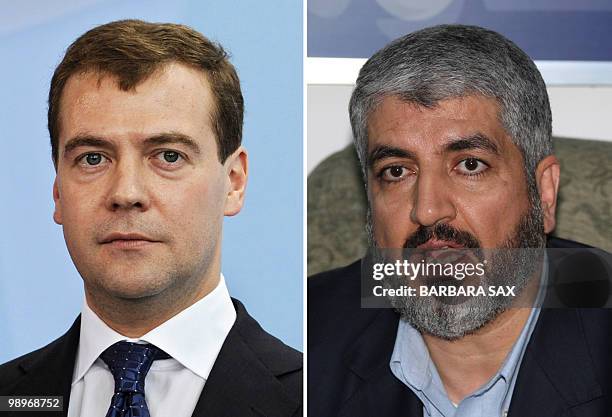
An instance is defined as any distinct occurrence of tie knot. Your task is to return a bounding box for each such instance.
[100,341,170,394]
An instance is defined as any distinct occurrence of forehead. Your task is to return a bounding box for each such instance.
[367,95,512,154]
[58,63,214,144]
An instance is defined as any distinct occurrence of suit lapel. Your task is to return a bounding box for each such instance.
[507,242,609,416]
[191,300,300,417]
[338,309,423,417]
[508,309,604,417]
[9,316,80,417]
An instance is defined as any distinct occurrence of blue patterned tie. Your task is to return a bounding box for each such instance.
[100,341,170,417]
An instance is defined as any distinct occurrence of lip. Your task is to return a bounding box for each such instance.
[417,239,464,250]
[100,233,160,249]
[415,239,480,266]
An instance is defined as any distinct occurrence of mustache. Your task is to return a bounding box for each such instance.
[403,223,481,248]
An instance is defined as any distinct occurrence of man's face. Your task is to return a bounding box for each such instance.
[366,95,549,339]
[367,95,533,250]
[53,63,245,306]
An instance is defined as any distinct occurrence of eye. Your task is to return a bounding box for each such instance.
[156,150,183,164]
[78,153,107,166]
[455,158,489,176]
[380,165,411,182]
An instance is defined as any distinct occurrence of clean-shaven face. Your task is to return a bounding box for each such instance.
[53,63,233,306]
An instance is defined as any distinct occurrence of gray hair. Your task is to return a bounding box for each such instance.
[349,24,552,179]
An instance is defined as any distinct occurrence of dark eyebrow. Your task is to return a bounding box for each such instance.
[368,145,416,169]
[62,132,202,157]
[143,133,201,154]
[444,133,500,155]
[63,135,114,156]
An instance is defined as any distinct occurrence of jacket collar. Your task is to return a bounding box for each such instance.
[190,298,301,417]
[508,308,604,416]
[16,315,80,417]
[506,240,606,416]
[339,307,423,417]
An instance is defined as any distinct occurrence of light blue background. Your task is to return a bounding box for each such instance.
[0,0,303,363]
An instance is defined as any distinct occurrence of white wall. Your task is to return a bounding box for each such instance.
[307,84,612,174]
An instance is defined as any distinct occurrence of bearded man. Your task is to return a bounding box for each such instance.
[308,24,612,417]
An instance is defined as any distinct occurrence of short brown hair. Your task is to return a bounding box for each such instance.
[48,19,243,165]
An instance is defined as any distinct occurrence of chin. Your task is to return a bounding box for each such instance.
[91,270,171,301]
[110,286,166,301]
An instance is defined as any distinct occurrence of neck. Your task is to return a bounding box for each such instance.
[85,268,220,338]
[423,270,541,404]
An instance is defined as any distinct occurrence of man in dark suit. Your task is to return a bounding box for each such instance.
[0,20,301,417]
[309,25,611,417]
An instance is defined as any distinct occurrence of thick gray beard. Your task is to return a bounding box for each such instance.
[368,192,546,340]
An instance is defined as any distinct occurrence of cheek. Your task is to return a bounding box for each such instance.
[369,188,415,247]
[58,195,99,264]
[455,179,529,244]
[166,176,226,237]
[57,185,98,234]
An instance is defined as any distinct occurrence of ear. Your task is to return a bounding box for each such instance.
[223,146,248,217]
[535,155,560,234]
[52,177,63,225]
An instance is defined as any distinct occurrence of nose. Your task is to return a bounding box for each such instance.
[410,170,456,227]
[105,158,150,212]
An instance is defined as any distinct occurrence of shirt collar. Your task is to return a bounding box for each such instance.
[73,274,236,384]
[390,321,431,390]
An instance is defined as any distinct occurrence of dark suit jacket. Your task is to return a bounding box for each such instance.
[308,237,612,417]
[0,299,302,417]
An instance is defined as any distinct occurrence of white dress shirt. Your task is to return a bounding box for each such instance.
[67,275,236,417]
